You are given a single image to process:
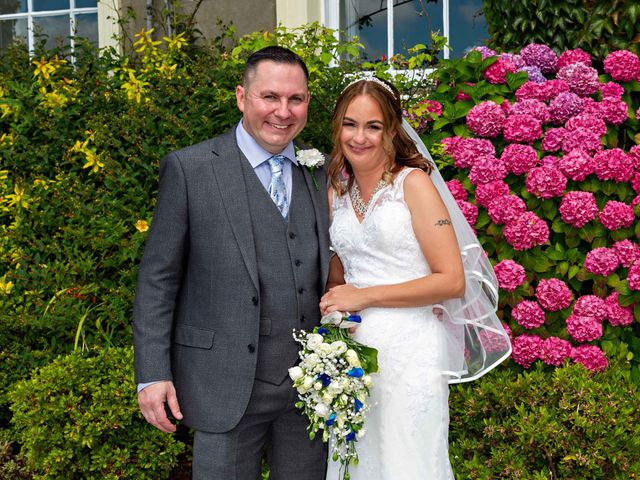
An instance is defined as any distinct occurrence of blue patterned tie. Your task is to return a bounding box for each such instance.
[268,154,288,219]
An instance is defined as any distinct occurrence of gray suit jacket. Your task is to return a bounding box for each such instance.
[133,128,330,433]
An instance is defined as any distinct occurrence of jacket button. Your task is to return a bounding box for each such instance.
[300,316,307,322]
[298,288,305,294]
[252,296,258,305]
[247,344,255,353]
[294,259,302,266]
[289,232,296,239]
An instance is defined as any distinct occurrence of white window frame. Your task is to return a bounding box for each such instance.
[0,0,99,54]
[323,0,453,60]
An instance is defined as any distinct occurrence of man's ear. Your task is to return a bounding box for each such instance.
[236,85,245,112]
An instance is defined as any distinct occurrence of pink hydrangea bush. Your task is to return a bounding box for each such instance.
[415,44,640,373]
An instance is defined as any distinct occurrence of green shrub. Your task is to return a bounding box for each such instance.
[8,347,184,479]
[483,0,640,60]
[449,359,640,479]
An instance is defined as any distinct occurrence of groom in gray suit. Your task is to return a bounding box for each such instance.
[133,46,329,479]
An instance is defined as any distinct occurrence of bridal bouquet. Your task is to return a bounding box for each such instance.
[289,312,378,480]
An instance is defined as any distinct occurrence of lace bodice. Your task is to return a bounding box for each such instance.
[330,168,431,289]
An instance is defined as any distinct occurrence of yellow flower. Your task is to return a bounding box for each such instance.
[39,86,69,111]
[157,63,177,78]
[135,220,149,233]
[121,71,150,103]
[0,133,14,147]
[32,57,56,80]
[0,170,8,180]
[82,150,105,174]
[0,275,14,295]
[164,32,187,51]
[0,103,12,119]
[33,178,48,189]
[0,86,5,97]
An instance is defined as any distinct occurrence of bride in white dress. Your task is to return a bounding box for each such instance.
[320,77,511,480]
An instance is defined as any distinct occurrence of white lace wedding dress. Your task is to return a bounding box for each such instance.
[326,168,455,480]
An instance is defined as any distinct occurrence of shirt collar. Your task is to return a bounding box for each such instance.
[235,120,298,168]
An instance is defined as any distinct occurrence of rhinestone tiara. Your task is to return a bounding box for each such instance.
[342,75,395,96]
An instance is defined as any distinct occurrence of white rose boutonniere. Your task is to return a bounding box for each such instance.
[296,148,325,190]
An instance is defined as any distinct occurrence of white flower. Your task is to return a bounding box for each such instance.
[327,381,344,396]
[306,333,324,351]
[314,403,330,419]
[288,366,303,381]
[357,428,367,440]
[331,341,348,355]
[296,148,325,168]
[302,353,320,369]
[345,349,361,368]
[317,343,334,355]
[363,375,373,388]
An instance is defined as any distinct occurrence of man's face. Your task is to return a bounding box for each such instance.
[236,60,310,154]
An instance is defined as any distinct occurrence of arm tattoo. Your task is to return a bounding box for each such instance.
[435,219,452,227]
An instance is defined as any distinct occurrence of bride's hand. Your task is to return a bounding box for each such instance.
[320,284,369,315]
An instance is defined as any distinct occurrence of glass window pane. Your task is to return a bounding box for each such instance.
[33,0,69,12]
[449,0,488,58]
[341,0,388,62]
[0,0,27,14]
[394,0,443,57]
[75,0,97,8]
[0,17,27,51]
[33,14,70,50]
[74,12,97,45]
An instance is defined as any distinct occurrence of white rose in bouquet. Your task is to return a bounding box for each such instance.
[306,333,324,351]
[288,366,303,381]
[331,340,348,355]
[314,402,330,419]
[345,349,362,368]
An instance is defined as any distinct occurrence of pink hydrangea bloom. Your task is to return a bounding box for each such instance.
[572,295,606,322]
[521,43,558,73]
[600,81,625,99]
[446,179,468,201]
[479,329,512,353]
[515,81,548,102]
[593,148,634,183]
[540,337,572,366]
[536,277,573,311]
[612,239,640,268]
[557,48,592,69]
[474,180,510,208]
[543,79,571,99]
[503,114,543,144]
[629,145,640,170]
[455,90,472,102]
[565,114,607,137]
[628,262,640,291]
[519,65,546,83]
[488,195,527,225]
[470,46,497,59]
[404,99,443,132]
[558,150,594,181]
[556,63,600,96]
[548,91,584,124]
[632,172,640,194]
[511,334,543,368]
[493,259,526,291]
[566,314,603,342]
[466,100,506,137]
[604,291,634,326]
[599,98,629,125]
[541,128,566,152]
[603,49,640,82]
[500,52,526,69]
[512,300,546,329]
[559,190,598,228]
[561,128,602,155]
[504,212,549,250]
[510,99,550,123]
[584,247,619,276]
[525,165,567,199]
[484,58,517,84]
[540,155,559,167]
[469,156,508,185]
[599,200,635,230]
[633,195,640,208]
[580,97,601,116]
[500,143,539,175]
[457,199,478,226]
[570,345,608,372]
[449,137,496,169]
[441,136,464,156]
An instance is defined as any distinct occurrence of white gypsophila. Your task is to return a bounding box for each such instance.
[296,148,325,168]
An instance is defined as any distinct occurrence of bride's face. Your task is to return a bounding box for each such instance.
[339,94,388,173]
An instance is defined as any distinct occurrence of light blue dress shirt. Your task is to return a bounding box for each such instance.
[137,121,298,393]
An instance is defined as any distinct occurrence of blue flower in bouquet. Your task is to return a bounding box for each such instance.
[347,367,364,378]
[354,398,364,413]
[346,430,356,442]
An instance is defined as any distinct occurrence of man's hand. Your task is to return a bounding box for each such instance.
[138,381,183,433]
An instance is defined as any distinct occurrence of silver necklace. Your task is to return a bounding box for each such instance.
[350,179,388,217]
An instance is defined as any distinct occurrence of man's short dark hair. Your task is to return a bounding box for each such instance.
[243,46,309,86]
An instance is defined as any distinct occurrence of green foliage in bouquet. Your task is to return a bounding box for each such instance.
[484,0,640,60]
[410,44,640,378]
[8,347,184,479]
[449,354,640,479]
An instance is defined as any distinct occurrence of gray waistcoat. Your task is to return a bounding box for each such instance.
[241,159,321,384]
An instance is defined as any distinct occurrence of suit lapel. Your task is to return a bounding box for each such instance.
[210,130,259,290]
[299,164,330,290]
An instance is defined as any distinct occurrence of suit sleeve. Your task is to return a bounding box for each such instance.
[133,152,189,384]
